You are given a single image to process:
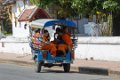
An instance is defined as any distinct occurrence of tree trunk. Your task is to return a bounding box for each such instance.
[112,12,120,36]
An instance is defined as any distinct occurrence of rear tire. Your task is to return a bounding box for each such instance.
[63,64,70,72]
[35,61,42,73]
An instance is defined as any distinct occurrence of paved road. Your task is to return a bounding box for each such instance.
[0,63,119,80]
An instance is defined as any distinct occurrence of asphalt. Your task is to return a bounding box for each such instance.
[0,53,120,78]
[1,63,119,80]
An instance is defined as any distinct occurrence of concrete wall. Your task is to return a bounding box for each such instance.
[1,37,120,61]
[75,37,120,61]
[75,44,120,61]
[0,36,31,54]
[0,42,31,54]
[74,18,88,34]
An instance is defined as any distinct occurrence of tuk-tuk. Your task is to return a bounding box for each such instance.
[29,19,78,72]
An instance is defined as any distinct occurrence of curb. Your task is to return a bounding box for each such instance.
[79,67,108,75]
[109,70,120,78]
[79,67,120,77]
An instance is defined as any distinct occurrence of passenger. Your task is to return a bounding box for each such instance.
[31,29,41,47]
[62,27,73,50]
[54,27,61,41]
[57,27,73,55]
[40,30,57,57]
[56,29,68,56]
[31,29,41,60]
[41,29,50,42]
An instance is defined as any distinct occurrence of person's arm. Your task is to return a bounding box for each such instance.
[62,34,73,49]
[62,34,71,45]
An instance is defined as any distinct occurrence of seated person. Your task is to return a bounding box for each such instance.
[40,29,57,57]
[54,27,61,41]
[62,27,73,49]
[50,27,61,44]
[41,29,50,42]
[54,28,67,56]
[31,29,41,60]
[57,27,73,55]
[31,29,41,49]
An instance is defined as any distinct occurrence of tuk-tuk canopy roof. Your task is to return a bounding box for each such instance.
[44,20,76,28]
[30,19,55,28]
[30,19,76,28]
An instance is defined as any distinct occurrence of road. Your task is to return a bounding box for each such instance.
[0,63,119,80]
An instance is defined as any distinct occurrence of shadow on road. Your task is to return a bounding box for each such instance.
[40,69,79,73]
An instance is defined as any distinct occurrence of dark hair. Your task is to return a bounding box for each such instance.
[56,28,61,33]
[43,29,48,33]
[62,26,68,32]
[43,29,50,41]
[35,29,41,33]
[63,26,67,29]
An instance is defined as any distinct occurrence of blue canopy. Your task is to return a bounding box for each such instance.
[44,20,76,28]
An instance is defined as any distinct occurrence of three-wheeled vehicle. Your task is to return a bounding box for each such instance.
[29,19,78,72]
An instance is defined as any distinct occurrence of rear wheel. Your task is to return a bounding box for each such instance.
[63,64,70,72]
[35,61,42,73]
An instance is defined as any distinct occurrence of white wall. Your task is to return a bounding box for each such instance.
[75,37,120,61]
[0,42,31,54]
[1,37,120,61]
[75,44,120,61]
[11,0,30,38]
[12,22,30,38]
[0,36,31,54]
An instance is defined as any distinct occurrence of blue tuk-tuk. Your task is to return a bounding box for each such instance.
[30,19,78,72]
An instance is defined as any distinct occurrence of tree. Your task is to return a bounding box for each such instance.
[72,0,120,36]
[30,0,120,36]
[103,0,120,36]
[30,0,77,19]
[0,0,12,34]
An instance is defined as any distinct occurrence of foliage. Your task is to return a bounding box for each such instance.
[30,0,52,8]
[30,0,78,18]
[103,0,120,12]
[72,0,120,16]
[30,0,120,17]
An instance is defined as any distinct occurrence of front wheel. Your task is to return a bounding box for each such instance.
[35,61,42,73]
[63,64,70,72]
